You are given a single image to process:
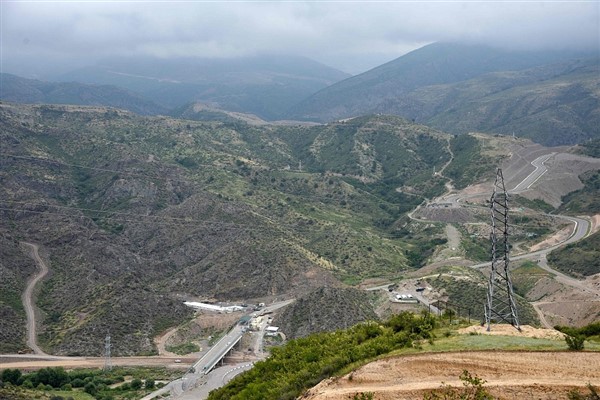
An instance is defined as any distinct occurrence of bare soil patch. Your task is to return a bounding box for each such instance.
[457,324,565,340]
[0,356,191,371]
[414,207,477,224]
[302,351,600,400]
[529,226,573,252]
[536,300,600,327]
[519,153,600,207]
[591,214,600,234]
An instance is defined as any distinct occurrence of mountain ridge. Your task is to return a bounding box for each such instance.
[287,43,599,145]
[54,54,351,120]
[0,73,167,116]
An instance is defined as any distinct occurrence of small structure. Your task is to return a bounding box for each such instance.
[265,326,279,336]
[183,301,244,313]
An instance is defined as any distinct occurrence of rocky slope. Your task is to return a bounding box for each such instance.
[273,287,379,339]
[0,103,458,355]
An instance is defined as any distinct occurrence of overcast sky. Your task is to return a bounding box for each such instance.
[2,1,599,77]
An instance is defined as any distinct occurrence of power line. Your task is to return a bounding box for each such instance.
[1,153,422,207]
[0,203,408,245]
[1,153,211,183]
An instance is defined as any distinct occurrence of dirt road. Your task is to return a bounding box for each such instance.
[0,354,191,370]
[21,242,48,356]
[532,302,554,329]
[303,351,600,400]
[155,326,180,357]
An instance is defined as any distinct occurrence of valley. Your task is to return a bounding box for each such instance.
[2,3,599,399]
[1,99,599,399]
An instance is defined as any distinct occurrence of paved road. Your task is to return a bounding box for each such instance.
[469,214,590,269]
[142,325,245,400]
[408,290,440,315]
[510,153,555,192]
[535,253,600,297]
[22,242,49,356]
[174,363,254,400]
[193,325,244,375]
[383,150,596,321]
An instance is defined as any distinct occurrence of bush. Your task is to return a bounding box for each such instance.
[566,334,585,351]
[83,382,97,395]
[1,368,22,385]
[353,393,374,400]
[71,378,85,388]
[130,378,143,390]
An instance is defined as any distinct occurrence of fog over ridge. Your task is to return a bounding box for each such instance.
[2,1,599,76]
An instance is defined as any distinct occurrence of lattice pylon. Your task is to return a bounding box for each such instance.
[104,334,112,371]
[484,168,521,331]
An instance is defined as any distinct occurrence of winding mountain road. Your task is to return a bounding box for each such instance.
[22,242,49,356]
[510,152,555,192]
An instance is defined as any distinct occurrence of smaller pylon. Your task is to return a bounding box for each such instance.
[104,334,112,371]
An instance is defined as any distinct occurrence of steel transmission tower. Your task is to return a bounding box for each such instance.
[104,334,112,371]
[484,169,520,331]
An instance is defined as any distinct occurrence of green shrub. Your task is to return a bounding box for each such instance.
[130,378,143,390]
[1,368,21,385]
[353,393,374,400]
[566,334,585,351]
[83,382,97,395]
[70,378,84,388]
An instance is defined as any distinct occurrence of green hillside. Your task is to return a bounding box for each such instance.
[0,103,477,355]
[425,60,600,146]
[289,43,599,146]
[548,231,600,278]
[559,170,600,215]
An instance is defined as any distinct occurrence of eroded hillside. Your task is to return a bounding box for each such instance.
[0,104,458,355]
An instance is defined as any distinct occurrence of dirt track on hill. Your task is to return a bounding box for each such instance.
[22,242,48,356]
[303,351,600,400]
